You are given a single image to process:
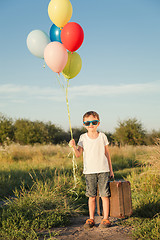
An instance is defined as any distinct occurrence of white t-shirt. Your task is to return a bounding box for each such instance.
[77,132,110,174]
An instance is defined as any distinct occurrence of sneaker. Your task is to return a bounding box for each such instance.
[99,219,111,228]
[84,219,95,228]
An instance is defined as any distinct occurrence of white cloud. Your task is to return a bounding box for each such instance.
[0,81,160,102]
[69,81,160,97]
[0,84,63,102]
[0,84,58,95]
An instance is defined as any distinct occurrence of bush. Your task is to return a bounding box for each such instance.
[14,119,49,145]
[113,118,146,146]
[0,114,15,145]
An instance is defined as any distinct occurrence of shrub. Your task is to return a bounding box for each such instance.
[0,113,15,145]
[113,118,146,146]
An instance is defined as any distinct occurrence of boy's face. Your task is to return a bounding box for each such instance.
[83,115,100,132]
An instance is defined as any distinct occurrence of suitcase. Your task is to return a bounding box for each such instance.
[96,180,132,218]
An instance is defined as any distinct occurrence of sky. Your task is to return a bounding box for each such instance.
[0,0,160,133]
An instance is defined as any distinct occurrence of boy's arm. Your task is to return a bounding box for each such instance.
[69,139,83,158]
[105,145,114,178]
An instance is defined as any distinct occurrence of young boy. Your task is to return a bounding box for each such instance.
[69,111,114,228]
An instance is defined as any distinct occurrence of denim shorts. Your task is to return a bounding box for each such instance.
[85,172,110,197]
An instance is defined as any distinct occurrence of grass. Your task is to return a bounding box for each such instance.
[0,143,159,239]
[0,144,75,199]
[0,180,72,239]
[118,143,160,239]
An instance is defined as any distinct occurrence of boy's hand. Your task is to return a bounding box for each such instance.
[110,170,114,179]
[69,139,76,148]
[69,139,83,158]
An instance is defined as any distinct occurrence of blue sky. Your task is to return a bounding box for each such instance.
[0,0,160,133]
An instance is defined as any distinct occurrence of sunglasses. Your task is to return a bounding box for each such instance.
[83,120,99,126]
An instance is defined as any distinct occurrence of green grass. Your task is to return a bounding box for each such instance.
[0,167,85,239]
[0,182,71,239]
[118,144,160,239]
[118,215,160,240]
[0,143,160,239]
[0,144,74,199]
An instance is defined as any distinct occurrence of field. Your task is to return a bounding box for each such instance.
[0,143,159,239]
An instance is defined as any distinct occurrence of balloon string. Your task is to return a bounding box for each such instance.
[65,79,78,189]
[56,75,73,140]
[56,74,78,189]
[56,74,65,90]
[65,79,73,140]
[43,59,45,68]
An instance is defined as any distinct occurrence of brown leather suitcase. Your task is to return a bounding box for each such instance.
[96,180,132,218]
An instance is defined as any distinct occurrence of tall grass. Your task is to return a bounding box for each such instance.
[0,143,159,239]
[0,144,78,199]
[121,141,160,239]
[0,176,76,239]
[0,144,86,239]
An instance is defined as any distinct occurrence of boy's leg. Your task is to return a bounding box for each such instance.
[84,174,97,228]
[88,196,96,220]
[101,196,109,219]
[98,172,111,227]
[85,174,97,219]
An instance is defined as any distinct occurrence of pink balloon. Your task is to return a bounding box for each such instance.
[44,42,68,73]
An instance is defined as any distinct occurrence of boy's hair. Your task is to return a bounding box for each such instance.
[83,111,100,121]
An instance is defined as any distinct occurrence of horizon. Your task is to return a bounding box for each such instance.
[0,111,158,134]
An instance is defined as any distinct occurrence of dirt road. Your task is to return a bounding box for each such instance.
[1,201,133,240]
[49,215,133,240]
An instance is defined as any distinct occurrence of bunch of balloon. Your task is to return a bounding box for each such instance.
[47,0,84,189]
[44,0,84,136]
[26,0,84,188]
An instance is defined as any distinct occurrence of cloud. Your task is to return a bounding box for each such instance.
[0,84,63,102]
[0,81,160,102]
[0,84,58,95]
[69,81,160,97]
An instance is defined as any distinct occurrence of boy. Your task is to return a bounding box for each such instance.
[69,111,114,228]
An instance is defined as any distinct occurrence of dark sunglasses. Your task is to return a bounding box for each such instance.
[83,120,99,126]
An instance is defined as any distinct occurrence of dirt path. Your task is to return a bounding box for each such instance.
[47,215,133,240]
[0,201,133,239]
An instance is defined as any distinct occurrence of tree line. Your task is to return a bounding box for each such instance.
[0,113,159,146]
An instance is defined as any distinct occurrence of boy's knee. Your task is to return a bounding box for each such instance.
[101,196,109,200]
[89,196,96,201]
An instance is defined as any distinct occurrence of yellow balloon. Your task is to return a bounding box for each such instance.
[62,52,82,79]
[48,0,73,28]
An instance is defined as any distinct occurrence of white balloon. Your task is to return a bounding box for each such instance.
[26,30,50,59]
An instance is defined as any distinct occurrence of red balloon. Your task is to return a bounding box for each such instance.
[61,22,84,52]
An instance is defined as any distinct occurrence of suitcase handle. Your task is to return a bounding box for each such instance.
[109,176,115,181]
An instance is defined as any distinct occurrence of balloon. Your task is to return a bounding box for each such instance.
[26,30,50,58]
[50,24,62,43]
[62,52,82,79]
[61,22,84,52]
[48,0,72,28]
[44,42,68,73]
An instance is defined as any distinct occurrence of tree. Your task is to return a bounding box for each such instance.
[46,122,70,144]
[71,127,86,143]
[46,122,64,144]
[104,132,114,145]
[0,113,15,144]
[113,118,146,146]
[14,119,48,145]
[145,129,160,145]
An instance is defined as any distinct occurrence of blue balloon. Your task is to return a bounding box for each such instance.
[49,24,62,43]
